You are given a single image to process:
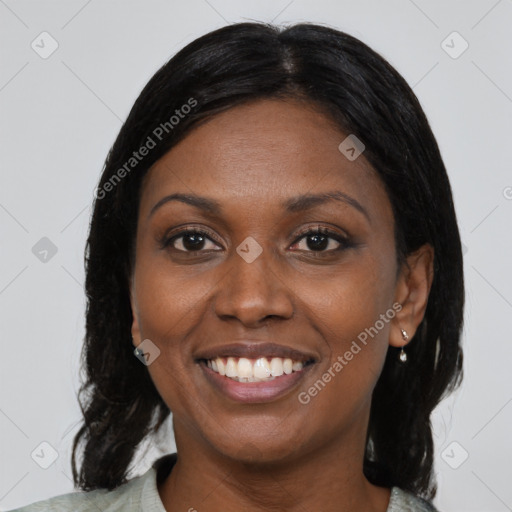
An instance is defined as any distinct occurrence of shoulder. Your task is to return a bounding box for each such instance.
[6,461,162,512]
[7,474,147,511]
[387,486,440,512]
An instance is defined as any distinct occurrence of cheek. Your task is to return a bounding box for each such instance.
[298,255,395,396]
[302,252,395,340]
[134,256,211,340]
[131,260,209,395]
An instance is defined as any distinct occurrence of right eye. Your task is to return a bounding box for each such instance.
[162,228,223,253]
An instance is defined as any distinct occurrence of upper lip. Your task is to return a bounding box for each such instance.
[195,342,317,363]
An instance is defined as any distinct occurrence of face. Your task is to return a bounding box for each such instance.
[130,98,407,465]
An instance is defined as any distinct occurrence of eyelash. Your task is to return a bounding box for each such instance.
[159,225,352,255]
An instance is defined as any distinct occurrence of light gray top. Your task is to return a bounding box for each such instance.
[8,454,439,511]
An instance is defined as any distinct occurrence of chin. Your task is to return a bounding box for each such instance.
[203,426,311,467]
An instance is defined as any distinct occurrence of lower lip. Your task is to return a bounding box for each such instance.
[200,362,314,404]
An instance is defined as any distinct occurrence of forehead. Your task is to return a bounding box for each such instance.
[139,99,391,222]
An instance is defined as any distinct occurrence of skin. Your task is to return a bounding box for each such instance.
[129,98,434,512]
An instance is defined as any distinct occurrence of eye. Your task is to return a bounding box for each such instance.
[162,228,222,253]
[290,227,350,253]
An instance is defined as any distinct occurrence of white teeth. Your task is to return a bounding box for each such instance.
[217,358,226,376]
[237,358,253,378]
[292,361,303,372]
[225,357,237,377]
[270,357,284,377]
[254,358,271,379]
[207,356,308,381]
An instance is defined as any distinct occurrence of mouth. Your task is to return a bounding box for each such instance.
[195,343,317,403]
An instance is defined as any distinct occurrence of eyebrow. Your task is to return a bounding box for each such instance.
[148,191,370,223]
[283,191,370,223]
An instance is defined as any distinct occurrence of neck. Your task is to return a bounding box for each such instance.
[158,418,391,512]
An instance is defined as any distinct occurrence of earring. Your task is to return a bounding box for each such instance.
[399,328,409,362]
[132,337,144,358]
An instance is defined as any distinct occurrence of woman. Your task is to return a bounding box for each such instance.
[11,21,464,512]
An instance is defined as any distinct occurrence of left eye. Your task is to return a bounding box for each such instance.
[290,228,348,252]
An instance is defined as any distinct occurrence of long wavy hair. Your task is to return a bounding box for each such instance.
[71,21,464,500]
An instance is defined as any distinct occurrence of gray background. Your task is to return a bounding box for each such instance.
[1,0,511,510]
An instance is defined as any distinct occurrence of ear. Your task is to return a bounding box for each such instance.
[129,274,141,347]
[389,243,435,348]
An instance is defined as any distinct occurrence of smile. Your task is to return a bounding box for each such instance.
[205,356,310,382]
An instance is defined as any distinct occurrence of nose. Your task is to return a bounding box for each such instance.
[213,245,294,327]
